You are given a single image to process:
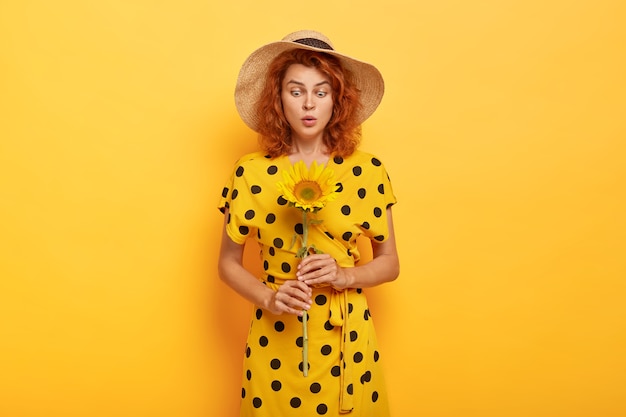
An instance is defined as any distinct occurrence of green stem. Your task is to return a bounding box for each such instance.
[302,309,308,377]
[301,209,309,377]
[302,210,309,254]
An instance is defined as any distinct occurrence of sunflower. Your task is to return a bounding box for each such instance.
[276,160,339,377]
[276,160,339,212]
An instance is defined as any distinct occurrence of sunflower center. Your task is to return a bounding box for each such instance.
[294,181,323,202]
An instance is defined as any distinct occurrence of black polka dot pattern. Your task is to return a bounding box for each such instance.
[270,359,281,370]
[239,287,388,414]
[217,151,395,415]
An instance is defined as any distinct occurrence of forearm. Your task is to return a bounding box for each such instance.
[342,250,399,289]
[218,211,313,315]
[218,254,275,310]
[217,218,275,310]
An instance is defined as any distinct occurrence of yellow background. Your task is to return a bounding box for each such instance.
[1,1,625,416]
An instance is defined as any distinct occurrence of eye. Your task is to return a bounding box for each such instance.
[291,90,302,97]
[316,91,328,98]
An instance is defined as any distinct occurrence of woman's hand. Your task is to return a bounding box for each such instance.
[267,280,312,316]
[296,253,350,290]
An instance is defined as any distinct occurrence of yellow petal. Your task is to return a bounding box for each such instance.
[276,160,339,211]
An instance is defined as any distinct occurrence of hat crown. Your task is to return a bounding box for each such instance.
[281,30,334,50]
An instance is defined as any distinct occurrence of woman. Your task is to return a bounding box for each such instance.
[218,30,399,417]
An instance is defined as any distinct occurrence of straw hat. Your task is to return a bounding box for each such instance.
[234,30,385,132]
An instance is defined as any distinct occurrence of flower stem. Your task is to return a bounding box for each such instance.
[301,209,309,377]
[302,310,308,377]
[302,210,309,254]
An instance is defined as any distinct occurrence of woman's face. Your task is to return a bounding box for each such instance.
[280,63,333,144]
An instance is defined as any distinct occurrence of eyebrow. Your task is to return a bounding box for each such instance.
[285,80,331,87]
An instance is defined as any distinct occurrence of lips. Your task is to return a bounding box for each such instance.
[302,116,317,127]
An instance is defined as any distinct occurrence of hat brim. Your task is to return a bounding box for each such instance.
[234,40,385,133]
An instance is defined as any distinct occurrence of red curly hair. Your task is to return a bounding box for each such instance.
[256,49,362,158]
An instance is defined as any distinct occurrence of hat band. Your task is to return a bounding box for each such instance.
[293,37,333,51]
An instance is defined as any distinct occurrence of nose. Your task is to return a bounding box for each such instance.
[303,95,315,110]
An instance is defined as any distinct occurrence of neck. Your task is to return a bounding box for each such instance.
[289,140,329,166]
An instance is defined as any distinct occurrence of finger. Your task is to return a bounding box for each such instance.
[275,299,305,316]
[277,294,310,315]
[302,260,336,280]
[278,285,312,307]
[283,279,312,293]
[281,282,312,300]
[303,262,342,287]
[298,256,334,275]
[298,253,328,269]
[300,270,332,286]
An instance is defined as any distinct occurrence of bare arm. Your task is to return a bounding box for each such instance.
[217,209,312,316]
[296,207,400,289]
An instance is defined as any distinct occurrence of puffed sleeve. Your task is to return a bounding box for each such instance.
[217,157,258,245]
[361,157,397,243]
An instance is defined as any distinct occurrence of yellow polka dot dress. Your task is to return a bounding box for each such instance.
[218,150,397,416]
